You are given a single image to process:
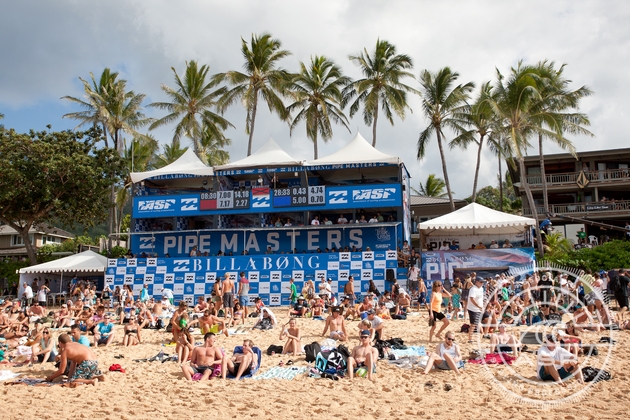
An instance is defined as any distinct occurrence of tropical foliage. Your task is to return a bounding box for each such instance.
[413,174,448,198]
[549,240,630,272]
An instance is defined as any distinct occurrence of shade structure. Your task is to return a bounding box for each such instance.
[19,250,108,274]
[214,137,303,171]
[130,148,214,184]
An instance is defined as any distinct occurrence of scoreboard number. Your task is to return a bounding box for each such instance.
[308,186,325,205]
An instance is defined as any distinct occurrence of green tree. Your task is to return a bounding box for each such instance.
[465,185,519,213]
[153,142,187,168]
[214,33,291,156]
[413,174,448,198]
[344,39,414,147]
[417,67,474,210]
[532,61,593,213]
[200,127,231,166]
[542,231,574,260]
[286,56,351,159]
[150,60,233,162]
[0,127,124,264]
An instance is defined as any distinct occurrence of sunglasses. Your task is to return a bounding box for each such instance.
[43,331,50,334]
[446,337,455,341]
[360,335,370,339]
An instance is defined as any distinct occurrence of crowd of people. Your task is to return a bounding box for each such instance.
[0,265,627,387]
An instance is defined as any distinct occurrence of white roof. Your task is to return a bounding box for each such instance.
[419,203,536,235]
[130,148,213,183]
[214,137,303,171]
[19,250,108,274]
[305,132,401,166]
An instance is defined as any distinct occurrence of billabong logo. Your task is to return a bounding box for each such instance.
[181,198,198,211]
[173,260,190,272]
[329,190,348,204]
[352,188,396,200]
[139,237,154,249]
[138,199,176,211]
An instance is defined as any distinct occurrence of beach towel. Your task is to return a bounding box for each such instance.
[467,353,516,365]
[0,371,21,381]
[226,346,262,379]
[253,366,307,380]
[391,346,426,358]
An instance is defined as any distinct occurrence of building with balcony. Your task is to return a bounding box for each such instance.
[0,223,75,259]
[509,148,630,241]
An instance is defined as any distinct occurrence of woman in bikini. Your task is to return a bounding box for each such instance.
[280,318,301,355]
[123,315,141,346]
[231,302,245,327]
[460,276,473,322]
[426,281,452,342]
[560,321,582,356]
[176,325,194,364]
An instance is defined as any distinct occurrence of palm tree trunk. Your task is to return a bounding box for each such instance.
[471,135,485,202]
[313,121,319,159]
[436,130,455,210]
[101,123,109,149]
[108,184,115,251]
[498,154,504,212]
[371,102,379,147]
[538,133,549,214]
[247,94,259,156]
[519,158,544,258]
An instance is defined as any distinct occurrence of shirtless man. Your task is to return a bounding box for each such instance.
[189,309,229,337]
[222,274,235,319]
[348,330,378,381]
[46,334,104,386]
[358,296,373,317]
[181,333,223,381]
[194,296,209,313]
[489,324,522,357]
[321,306,347,341]
[222,339,258,380]
[28,301,46,321]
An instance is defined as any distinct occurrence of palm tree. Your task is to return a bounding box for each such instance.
[533,61,593,213]
[343,39,415,147]
[153,143,187,168]
[543,231,574,260]
[286,56,351,159]
[200,126,231,166]
[417,67,475,210]
[62,68,120,148]
[449,81,495,202]
[485,61,589,257]
[214,33,291,156]
[150,60,233,162]
[412,174,448,198]
[104,79,151,155]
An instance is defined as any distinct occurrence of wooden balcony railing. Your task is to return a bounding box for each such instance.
[523,199,630,216]
[525,168,630,187]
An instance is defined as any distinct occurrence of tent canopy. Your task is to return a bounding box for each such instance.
[19,250,108,274]
[214,137,303,171]
[305,132,401,166]
[419,203,536,236]
[130,148,213,184]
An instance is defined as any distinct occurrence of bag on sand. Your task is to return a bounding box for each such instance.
[582,366,611,382]
[304,341,322,363]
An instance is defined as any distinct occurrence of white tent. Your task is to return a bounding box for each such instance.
[18,250,108,293]
[214,137,303,171]
[305,132,401,166]
[419,203,536,236]
[130,148,214,184]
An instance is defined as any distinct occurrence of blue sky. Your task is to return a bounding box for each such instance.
[1,0,629,198]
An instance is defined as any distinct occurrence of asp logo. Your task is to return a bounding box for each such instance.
[352,188,396,201]
[329,190,348,204]
[138,199,176,211]
[181,198,198,211]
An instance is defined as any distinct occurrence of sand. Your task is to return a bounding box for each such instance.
[2,308,627,420]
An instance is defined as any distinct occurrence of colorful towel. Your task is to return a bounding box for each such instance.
[467,353,516,365]
[391,346,426,357]
[253,366,307,380]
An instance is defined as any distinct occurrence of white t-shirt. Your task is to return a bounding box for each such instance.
[439,244,450,251]
[536,346,574,378]
[467,285,484,313]
[408,266,420,280]
[337,217,348,224]
[369,315,383,328]
[311,219,320,226]
[37,288,47,302]
[23,285,34,299]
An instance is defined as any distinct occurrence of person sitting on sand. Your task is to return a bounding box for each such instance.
[182,332,223,381]
[189,309,229,337]
[176,324,194,364]
[375,302,391,320]
[423,332,463,375]
[194,296,209,313]
[221,339,259,380]
[537,334,584,386]
[253,307,276,330]
[30,327,57,364]
[122,315,141,346]
[46,334,104,386]
[321,306,347,341]
[280,318,301,355]
[366,309,386,341]
[489,324,522,357]
[290,296,308,317]
[348,329,378,381]
[358,296,374,318]
[70,324,90,347]
[93,314,115,347]
[170,301,189,342]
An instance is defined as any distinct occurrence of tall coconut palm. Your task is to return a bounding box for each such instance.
[343,39,415,147]
[286,56,351,159]
[449,81,495,203]
[150,60,232,162]
[412,174,448,198]
[62,68,120,148]
[417,67,474,211]
[200,126,231,167]
[104,79,151,155]
[532,61,593,213]
[214,33,291,156]
[485,61,588,257]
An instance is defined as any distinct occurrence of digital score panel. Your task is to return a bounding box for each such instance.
[272,187,310,207]
[308,186,325,205]
[200,190,250,210]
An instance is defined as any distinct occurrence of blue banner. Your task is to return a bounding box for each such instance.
[131,224,400,258]
[132,184,402,218]
[105,251,399,307]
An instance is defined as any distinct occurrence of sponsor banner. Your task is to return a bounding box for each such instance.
[132,224,398,257]
[106,252,394,307]
[132,184,402,218]
[421,248,536,282]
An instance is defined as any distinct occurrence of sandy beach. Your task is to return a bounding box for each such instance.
[2,307,626,420]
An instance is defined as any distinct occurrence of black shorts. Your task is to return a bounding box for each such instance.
[468,310,482,325]
[430,310,446,321]
[97,336,110,345]
[223,293,234,308]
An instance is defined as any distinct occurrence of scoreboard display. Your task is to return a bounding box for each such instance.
[272,186,323,207]
[200,190,250,210]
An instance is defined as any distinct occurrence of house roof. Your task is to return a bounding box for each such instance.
[130,148,214,184]
[410,195,467,206]
[0,224,74,238]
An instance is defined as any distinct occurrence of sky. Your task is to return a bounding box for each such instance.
[1,0,629,200]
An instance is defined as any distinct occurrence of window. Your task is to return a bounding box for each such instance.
[42,236,60,245]
[11,234,34,246]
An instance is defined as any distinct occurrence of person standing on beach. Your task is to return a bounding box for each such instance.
[344,276,356,306]
[46,334,104,386]
[222,274,235,320]
[238,271,250,319]
[288,278,298,304]
[426,281,452,342]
